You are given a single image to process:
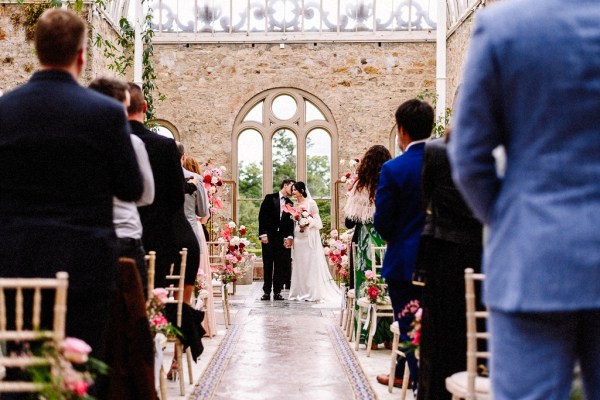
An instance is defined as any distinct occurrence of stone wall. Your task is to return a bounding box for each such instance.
[0,4,126,94]
[153,41,436,173]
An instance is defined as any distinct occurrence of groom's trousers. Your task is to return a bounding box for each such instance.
[261,232,291,295]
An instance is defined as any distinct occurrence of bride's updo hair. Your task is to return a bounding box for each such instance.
[293,181,308,198]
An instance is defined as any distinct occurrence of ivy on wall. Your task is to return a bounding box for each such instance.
[14,0,163,122]
[417,89,452,138]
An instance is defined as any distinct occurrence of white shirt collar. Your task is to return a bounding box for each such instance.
[404,138,429,152]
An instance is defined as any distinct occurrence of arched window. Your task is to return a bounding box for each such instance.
[150,119,180,140]
[233,88,338,246]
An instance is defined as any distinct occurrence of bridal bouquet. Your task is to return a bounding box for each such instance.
[283,204,314,232]
[26,337,108,399]
[360,269,388,305]
[146,288,182,338]
[324,230,350,285]
[216,221,254,284]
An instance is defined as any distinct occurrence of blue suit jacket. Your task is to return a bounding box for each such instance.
[448,0,600,312]
[0,70,143,291]
[374,143,425,282]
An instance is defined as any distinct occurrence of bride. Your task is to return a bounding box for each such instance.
[288,181,341,303]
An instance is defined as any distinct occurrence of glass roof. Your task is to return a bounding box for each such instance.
[105,0,479,39]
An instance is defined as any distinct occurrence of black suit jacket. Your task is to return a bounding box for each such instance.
[129,120,184,256]
[0,70,143,290]
[258,192,294,240]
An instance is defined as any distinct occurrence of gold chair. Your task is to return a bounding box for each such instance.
[145,251,156,299]
[207,241,230,329]
[164,248,194,396]
[355,245,394,356]
[0,272,69,394]
[445,268,491,400]
[388,321,411,398]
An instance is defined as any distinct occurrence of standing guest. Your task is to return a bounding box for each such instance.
[373,99,434,390]
[0,8,143,397]
[258,179,295,301]
[183,155,217,337]
[416,131,482,400]
[344,145,393,349]
[88,77,155,293]
[449,1,600,399]
[127,82,184,289]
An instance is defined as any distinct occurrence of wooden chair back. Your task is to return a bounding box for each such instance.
[465,268,490,397]
[145,250,156,299]
[166,248,188,328]
[369,245,387,279]
[0,272,69,393]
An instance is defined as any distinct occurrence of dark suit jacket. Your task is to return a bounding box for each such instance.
[129,121,184,263]
[374,142,426,282]
[258,192,294,240]
[422,138,482,246]
[0,70,143,290]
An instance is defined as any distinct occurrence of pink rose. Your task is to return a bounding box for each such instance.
[365,270,375,280]
[153,288,169,304]
[330,230,339,238]
[412,330,421,346]
[66,379,89,396]
[152,315,168,328]
[415,308,423,320]
[60,338,92,364]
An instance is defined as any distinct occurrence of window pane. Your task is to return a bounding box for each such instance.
[239,199,263,257]
[272,95,297,121]
[305,100,326,122]
[244,101,264,123]
[272,129,297,189]
[154,125,175,139]
[238,129,263,199]
[315,199,331,232]
[306,128,331,199]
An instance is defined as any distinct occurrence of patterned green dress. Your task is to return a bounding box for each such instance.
[355,223,393,345]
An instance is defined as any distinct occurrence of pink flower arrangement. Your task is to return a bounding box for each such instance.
[283,204,314,232]
[401,299,422,352]
[339,158,360,195]
[146,289,181,337]
[360,267,388,304]
[325,230,350,285]
[202,159,227,212]
[215,221,254,284]
[26,337,107,399]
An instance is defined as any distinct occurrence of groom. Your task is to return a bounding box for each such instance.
[258,179,295,301]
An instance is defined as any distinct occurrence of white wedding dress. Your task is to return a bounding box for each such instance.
[288,198,341,304]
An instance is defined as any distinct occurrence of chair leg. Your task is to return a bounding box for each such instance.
[400,360,410,400]
[347,307,355,340]
[389,331,400,393]
[186,347,194,384]
[339,304,345,327]
[355,307,364,351]
[366,317,374,357]
[177,342,185,395]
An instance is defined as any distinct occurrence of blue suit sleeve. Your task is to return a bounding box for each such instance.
[373,163,395,241]
[448,11,502,224]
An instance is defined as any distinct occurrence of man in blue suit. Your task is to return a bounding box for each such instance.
[0,8,143,390]
[374,99,433,389]
[449,1,600,399]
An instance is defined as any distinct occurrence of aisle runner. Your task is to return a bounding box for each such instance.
[192,324,242,400]
[329,325,378,400]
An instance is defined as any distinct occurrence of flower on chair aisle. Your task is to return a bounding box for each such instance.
[215,221,255,284]
[201,159,226,214]
[26,337,108,399]
[360,269,388,305]
[400,299,422,355]
[146,288,182,338]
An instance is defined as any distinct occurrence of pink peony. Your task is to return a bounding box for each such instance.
[151,315,168,328]
[330,230,338,238]
[365,270,375,280]
[153,288,169,304]
[60,338,92,364]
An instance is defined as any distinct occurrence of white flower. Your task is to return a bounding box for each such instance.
[241,238,251,246]
[324,247,331,255]
[220,166,227,171]
[209,186,217,194]
[301,210,309,218]
[299,217,309,226]
[328,238,336,246]
[217,237,227,243]
[340,176,347,183]
[349,159,358,167]
[339,159,346,165]
[230,236,240,246]
[341,255,349,264]
[211,176,219,184]
[239,225,246,231]
[228,221,237,229]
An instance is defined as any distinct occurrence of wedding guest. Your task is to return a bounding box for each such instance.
[0,9,142,397]
[374,98,433,390]
[88,77,155,293]
[449,1,600,398]
[183,155,217,337]
[416,130,482,400]
[127,82,184,289]
[344,145,393,350]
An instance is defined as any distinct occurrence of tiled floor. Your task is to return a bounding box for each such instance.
[163,282,415,399]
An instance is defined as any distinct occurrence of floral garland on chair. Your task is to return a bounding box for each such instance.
[215,221,254,284]
[360,269,388,305]
[324,229,350,285]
